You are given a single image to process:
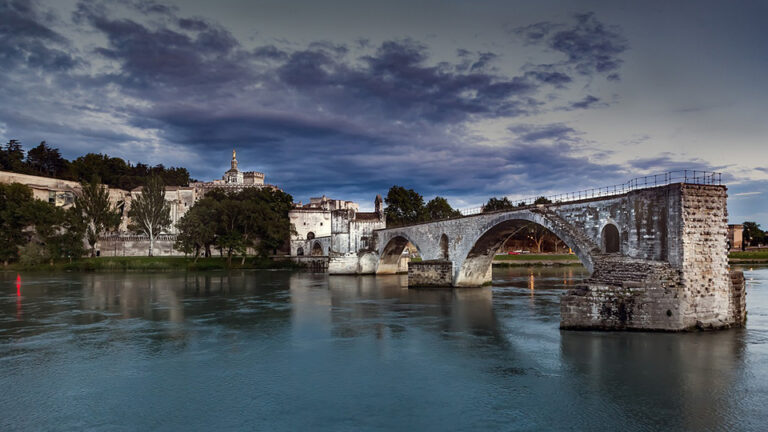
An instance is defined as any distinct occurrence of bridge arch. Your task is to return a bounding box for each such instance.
[454,210,598,287]
[377,234,422,274]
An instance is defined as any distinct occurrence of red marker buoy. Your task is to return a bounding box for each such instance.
[16,274,21,296]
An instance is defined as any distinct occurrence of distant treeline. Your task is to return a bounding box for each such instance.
[0,140,192,190]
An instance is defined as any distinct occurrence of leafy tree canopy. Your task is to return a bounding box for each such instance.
[425,196,462,220]
[483,197,515,212]
[175,187,294,263]
[384,186,427,227]
[743,221,765,246]
[1,139,191,190]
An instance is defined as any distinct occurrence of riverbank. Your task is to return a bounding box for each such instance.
[4,251,766,272]
[1,256,302,272]
[728,251,768,264]
[492,251,768,266]
[493,254,580,267]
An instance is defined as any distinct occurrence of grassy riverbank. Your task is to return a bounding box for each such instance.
[2,256,302,272]
[493,251,768,266]
[728,251,768,264]
[493,254,580,266]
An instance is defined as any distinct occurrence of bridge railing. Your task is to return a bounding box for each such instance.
[459,170,722,216]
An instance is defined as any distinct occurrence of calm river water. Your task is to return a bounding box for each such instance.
[1,266,767,431]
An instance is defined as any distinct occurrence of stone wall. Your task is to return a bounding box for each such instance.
[408,260,453,287]
[96,235,185,257]
[729,271,747,326]
[289,208,332,243]
[678,184,731,328]
[561,185,740,331]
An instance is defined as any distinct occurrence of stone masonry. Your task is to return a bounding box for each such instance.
[408,260,453,287]
[371,183,744,331]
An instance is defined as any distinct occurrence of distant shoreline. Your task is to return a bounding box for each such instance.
[3,252,766,272]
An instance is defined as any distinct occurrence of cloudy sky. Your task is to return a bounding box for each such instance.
[2,0,766,220]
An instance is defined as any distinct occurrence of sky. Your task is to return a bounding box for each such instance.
[1,0,766,221]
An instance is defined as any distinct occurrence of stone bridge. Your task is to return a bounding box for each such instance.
[366,183,745,331]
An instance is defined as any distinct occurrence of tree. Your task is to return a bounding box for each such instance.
[75,177,121,257]
[483,197,514,212]
[743,222,765,247]
[127,175,172,256]
[526,223,550,253]
[175,187,294,265]
[26,141,67,177]
[0,140,26,172]
[175,210,214,261]
[0,183,80,265]
[425,196,461,220]
[0,183,35,265]
[45,207,86,262]
[533,196,552,205]
[384,186,426,227]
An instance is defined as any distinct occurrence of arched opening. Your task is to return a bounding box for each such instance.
[455,214,594,287]
[307,232,315,240]
[440,234,449,259]
[297,247,304,256]
[377,236,422,274]
[311,242,323,256]
[601,224,620,254]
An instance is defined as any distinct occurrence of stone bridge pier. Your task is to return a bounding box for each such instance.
[371,183,746,331]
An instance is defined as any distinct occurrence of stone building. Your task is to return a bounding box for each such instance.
[0,169,131,230]
[728,224,743,250]
[289,195,384,258]
[2,149,280,256]
[289,195,359,256]
[190,149,274,195]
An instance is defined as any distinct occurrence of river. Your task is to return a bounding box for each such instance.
[1,266,767,431]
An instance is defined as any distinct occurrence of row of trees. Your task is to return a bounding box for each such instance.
[383,186,462,227]
[1,140,191,190]
[174,188,294,264]
[0,176,166,265]
[0,172,295,265]
[1,183,86,265]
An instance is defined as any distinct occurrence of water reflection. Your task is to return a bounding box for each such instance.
[560,330,746,430]
[0,267,766,431]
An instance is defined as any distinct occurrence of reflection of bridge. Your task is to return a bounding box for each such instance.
[330,174,746,331]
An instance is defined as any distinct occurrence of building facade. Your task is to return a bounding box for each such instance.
[289,195,385,258]
[728,224,743,250]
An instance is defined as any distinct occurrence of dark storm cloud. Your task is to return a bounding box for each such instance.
[523,65,572,86]
[130,0,176,15]
[512,12,628,79]
[274,39,539,123]
[75,3,249,93]
[508,123,578,143]
[628,154,729,178]
[0,0,79,71]
[2,0,641,208]
[567,95,601,110]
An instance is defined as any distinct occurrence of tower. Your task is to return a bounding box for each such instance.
[375,194,384,218]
